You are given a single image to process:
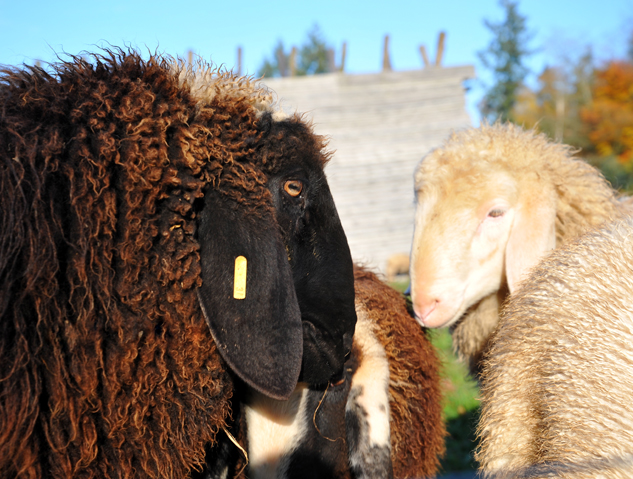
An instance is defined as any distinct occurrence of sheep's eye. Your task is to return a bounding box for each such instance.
[284,180,303,197]
[488,209,505,218]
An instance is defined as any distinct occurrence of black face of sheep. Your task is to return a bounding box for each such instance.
[197,113,357,400]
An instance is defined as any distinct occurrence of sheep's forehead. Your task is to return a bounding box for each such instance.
[416,157,518,207]
[415,167,517,235]
[415,123,564,193]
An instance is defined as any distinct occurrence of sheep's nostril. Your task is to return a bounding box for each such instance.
[413,298,440,324]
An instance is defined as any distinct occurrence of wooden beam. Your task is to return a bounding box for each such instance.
[327,48,336,72]
[555,91,565,142]
[237,46,242,76]
[339,42,347,72]
[435,31,446,67]
[277,48,287,77]
[289,46,297,77]
[419,45,430,68]
[382,35,392,72]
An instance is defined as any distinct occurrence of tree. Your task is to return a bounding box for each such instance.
[258,25,333,78]
[512,49,594,148]
[478,0,533,123]
[512,66,563,135]
[509,29,633,191]
[296,26,331,76]
[258,40,290,78]
[580,61,633,167]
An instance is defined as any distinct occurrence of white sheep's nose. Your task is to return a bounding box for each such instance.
[412,296,440,327]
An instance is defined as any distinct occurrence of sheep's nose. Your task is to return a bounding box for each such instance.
[412,296,440,327]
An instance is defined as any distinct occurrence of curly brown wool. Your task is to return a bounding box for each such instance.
[353,267,446,479]
[0,50,284,479]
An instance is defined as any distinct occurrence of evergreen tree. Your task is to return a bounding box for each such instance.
[258,25,333,78]
[296,26,331,76]
[478,0,533,123]
[258,40,290,78]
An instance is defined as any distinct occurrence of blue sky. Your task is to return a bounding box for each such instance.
[1,0,631,123]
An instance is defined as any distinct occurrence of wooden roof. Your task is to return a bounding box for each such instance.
[263,65,475,275]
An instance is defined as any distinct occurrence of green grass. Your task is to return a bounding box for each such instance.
[389,281,480,473]
[428,328,479,421]
[429,328,480,473]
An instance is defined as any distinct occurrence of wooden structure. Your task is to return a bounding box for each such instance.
[262,64,474,275]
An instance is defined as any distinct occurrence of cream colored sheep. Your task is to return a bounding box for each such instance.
[409,122,632,373]
[386,253,410,282]
[476,216,633,479]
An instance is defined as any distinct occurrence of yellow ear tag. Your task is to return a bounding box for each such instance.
[233,256,247,300]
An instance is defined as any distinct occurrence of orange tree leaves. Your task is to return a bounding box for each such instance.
[581,61,633,166]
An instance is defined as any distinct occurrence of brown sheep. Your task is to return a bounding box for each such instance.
[409,122,632,374]
[476,216,633,478]
[354,267,446,479]
[0,50,358,479]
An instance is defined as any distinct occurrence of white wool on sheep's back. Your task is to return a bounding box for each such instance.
[478,216,633,479]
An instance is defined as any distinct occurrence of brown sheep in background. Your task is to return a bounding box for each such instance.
[385,253,410,282]
[354,266,446,479]
[476,216,633,479]
[408,122,632,374]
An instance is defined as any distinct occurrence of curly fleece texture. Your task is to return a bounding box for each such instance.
[353,267,446,479]
[0,50,313,479]
[477,217,633,478]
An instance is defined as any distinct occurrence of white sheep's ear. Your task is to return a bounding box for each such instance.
[505,194,556,293]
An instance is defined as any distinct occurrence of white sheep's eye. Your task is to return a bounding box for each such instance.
[488,209,506,218]
[284,180,303,197]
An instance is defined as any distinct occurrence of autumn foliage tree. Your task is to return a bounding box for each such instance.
[580,61,633,166]
[511,49,633,190]
[512,50,594,149]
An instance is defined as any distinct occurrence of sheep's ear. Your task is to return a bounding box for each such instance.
[196,191,303,401]
[505,194,556,293]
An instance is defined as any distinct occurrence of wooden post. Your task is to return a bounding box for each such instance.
[289,46,297,77]
[339,42,347,72]
[419,45,430,68]
[237,46,242,76]
[555,90,565,142]
[277,48,287,77]
[327,48,336,73]
[382,35,392,72]
[435,31,445,67]
[187,49,193,66]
